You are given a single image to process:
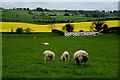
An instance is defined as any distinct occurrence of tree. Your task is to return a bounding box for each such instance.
[44,8,49,11]
[28,11,33,15]
[62,24,74,32]
[93,20,109,32]
[89,26,94,32]
[16,27,24,33]
[65,10,68,12]
[79,30,84,32]
[24,28,31,33]
[26,8,29,10]
[102,10,105,12]
[49,24,56,31]
[103,24,108,30]
[89,22,95,32]
[64,13,70,16]
[10,27,14,33]
[36,7,44,11]
[52,29,64,36]
[93,20,105,32]
[23,8,27,10]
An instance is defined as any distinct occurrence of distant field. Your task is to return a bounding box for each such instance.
[2,33,118,78]
[1,20,119,32]
[1,9,118,24]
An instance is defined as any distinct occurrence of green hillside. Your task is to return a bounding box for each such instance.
[1,9,119,24]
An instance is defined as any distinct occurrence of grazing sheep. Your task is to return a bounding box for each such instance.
[60,51,69,61]
[33,37,36,39]
[43,50,55,61]
[73,50,88,65]
[42,42,49,46]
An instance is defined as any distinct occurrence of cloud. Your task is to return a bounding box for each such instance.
[1,0,120,2]
[1,2,118,11]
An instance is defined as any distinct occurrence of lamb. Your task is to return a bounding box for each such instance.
[73,50,88,65]
[43,50,55,61]
[42,42,49,46]
[60,51,69,61]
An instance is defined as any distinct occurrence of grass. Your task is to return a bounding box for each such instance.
[1,9,118,24]
[2,33,118,78]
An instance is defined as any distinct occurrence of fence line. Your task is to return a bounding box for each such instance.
[64,32,100,36]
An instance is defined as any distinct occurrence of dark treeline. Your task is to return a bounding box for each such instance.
[1,7,49,11]
[1,7,119,13]
[101,27,120,34]
[78,10,119,17]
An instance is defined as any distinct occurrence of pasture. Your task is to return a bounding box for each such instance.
[1,9,118,24]
[2,33,118,78]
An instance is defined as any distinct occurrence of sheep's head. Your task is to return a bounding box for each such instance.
[60,56,65,61]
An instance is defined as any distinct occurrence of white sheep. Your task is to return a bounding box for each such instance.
[33,37,36,39]
[73,50,88,65]
[60,51,69,61]
[43,50,55,61]
[42,42,49,46]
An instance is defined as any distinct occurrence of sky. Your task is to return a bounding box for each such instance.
[1,0,119,11]
[1,0,120,2]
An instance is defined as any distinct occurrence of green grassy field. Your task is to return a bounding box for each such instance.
[1,9,118,24]
[2,33,118,78]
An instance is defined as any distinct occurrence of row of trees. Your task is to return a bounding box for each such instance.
[34,20,74,24]
[79,10,107,17]
[15,28,32,33]
[2,7,119,13]
[36,7,49,11]
[2,7,119,17]
[62,20,109,32]
[13,8,30,10]
[61,21,119,34]
[28,11,74,24]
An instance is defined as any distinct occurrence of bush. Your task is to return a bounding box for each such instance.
[79,30,84,32]
[24,28,32,33]
[101,27,120,34]
[49,14,57,16]
[52,29,64,36]
[62,24,74,32]
[64,13,69,16]
[16,27,24,34]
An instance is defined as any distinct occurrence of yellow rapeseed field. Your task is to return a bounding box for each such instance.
[0,20,119,32]
[1,22,51,32]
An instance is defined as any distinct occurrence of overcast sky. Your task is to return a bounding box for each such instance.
[1,0,119,11]
[1,0,120,2]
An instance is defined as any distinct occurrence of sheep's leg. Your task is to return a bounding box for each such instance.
[83,57,88,66]
[52,58,54,61]
[77,62,80,65]
[84,62,86,66]
[75,57,80,65]
[67,56,70,61]
[84,61,87,66]
[44,57,46,61]
[65,57,67,61]
[52,56,55,61]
